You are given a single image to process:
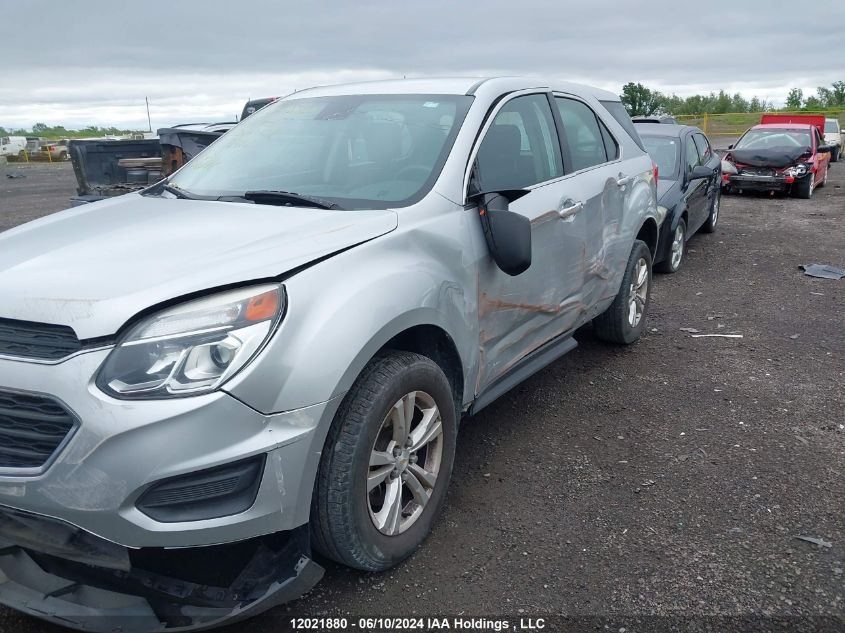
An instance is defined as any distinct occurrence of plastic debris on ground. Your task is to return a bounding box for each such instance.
[799,264,845,280]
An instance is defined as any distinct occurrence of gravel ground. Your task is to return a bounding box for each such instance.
[0,161,843,632]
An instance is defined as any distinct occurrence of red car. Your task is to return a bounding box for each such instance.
[722,115,832,199]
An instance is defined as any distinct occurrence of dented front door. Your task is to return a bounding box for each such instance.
[471,93,587,393]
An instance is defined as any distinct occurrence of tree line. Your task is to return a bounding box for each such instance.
[621,81,845,116]
[0,122,144,139]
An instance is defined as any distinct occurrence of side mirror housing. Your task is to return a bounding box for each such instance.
[727,144,734,149]
[477,192,532,276]
[817,144,832,154]
[688,165,714,181]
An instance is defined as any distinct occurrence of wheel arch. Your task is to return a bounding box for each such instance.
[636,217,659,259]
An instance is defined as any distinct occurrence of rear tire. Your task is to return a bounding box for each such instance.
[700,187,720,234]
[593,240,652,345]
[830,146,839,163]
[311,351,457,572]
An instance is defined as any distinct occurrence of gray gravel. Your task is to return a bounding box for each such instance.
[0,161,842,631]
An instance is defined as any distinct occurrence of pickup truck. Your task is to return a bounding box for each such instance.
[722,114,832,199]
[67,97,275,205]
[68,123,235,205]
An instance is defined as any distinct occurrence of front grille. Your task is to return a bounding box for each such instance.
[0,317,83,360]
[0,390,77,472]
[739,167,776,177]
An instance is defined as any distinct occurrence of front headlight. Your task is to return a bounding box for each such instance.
[784,164,809,177]
[97,284,284,399]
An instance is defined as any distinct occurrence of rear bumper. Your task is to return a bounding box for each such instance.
[0,506,323,631]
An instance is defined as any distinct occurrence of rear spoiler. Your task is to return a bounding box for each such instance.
[760,114,826,136]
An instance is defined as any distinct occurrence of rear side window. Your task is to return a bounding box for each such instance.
[555,97,610,172]
[599,99,646,151]
[692,133,712,162]
[599,119,619,161]
[475,94,563,192]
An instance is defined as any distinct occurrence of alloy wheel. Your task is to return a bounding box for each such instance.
[627,258,649,327]
[367,391,443,536]
[670,225,685,269]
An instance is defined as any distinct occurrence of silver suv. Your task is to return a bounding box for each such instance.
[0,78,659,630]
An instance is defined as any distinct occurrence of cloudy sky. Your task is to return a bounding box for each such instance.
[2,0,843,130]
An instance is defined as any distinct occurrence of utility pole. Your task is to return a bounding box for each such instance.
[145,97,152,133]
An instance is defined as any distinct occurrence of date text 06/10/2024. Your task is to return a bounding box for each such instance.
[289,617,547,631]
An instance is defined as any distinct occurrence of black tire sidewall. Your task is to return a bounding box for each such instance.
[622,242,652,343]
[339,355,457,569]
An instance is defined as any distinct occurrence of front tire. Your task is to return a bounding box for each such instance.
[593,240,652,345]
[311,351,457,571]
[793,174,814,199]
[655,219,686,273]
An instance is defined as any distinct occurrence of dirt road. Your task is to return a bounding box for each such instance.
[1,162,842,632]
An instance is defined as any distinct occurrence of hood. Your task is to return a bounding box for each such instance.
[729,146,811,168]
[0,194,397,339]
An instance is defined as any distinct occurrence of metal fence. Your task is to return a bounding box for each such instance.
[675,111,845,140]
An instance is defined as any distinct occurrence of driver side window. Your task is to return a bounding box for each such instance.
[474,94,563,193]
[685,136,700,172]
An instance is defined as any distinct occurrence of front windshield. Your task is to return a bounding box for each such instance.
[735,128,811,150]
[641,135,679,180]
[170,94,473,209]
[825,120,839,134]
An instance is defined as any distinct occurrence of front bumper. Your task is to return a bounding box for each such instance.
[0,349,343,628]
[0,508,323,631]
[0,350,341,548]
[726,173,792,192]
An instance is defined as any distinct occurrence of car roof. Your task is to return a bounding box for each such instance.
[633,122,702,137]
[285,77,620,101]
[751,123,814,130]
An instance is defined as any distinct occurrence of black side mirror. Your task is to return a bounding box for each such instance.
[727,144,734,150]
[689,165,714,181]
[818,145,832,153]
[477,191,532,276]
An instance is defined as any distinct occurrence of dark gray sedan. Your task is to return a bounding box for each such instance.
[635,123,722,273]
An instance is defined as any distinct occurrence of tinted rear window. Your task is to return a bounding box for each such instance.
[600,100,645,151]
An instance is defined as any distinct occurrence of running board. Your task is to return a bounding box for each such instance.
[469,335,577,415]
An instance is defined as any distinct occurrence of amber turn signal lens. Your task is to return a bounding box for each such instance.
[245,289,280,321]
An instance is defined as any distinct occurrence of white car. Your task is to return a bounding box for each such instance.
[824,118,841,162]
[0,135,26,158]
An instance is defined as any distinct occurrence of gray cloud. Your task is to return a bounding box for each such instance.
[2,0,843,129]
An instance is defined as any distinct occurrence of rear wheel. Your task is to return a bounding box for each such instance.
[700,188,720,234]
[593,240,652,345]
[830,146,840,163]
[655,219,686,273]
[311,351,457,571]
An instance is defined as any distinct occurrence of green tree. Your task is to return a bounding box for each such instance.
[32,122,49,134]
[620,82,663,116]
[785,88,803,110]
[803,95,822,110]
[830,81,845,107]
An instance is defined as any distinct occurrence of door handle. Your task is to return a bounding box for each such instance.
[616,173,633,187]
[558,201,583,221]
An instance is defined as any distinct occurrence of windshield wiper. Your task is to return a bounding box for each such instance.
[143,181,205,200]
[242,190,343,210]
